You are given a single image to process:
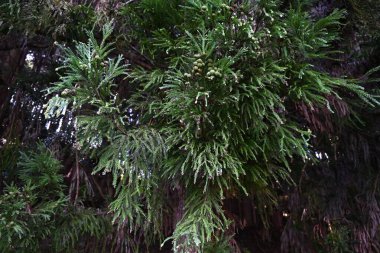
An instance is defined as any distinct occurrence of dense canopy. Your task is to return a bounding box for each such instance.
[1,0,380,252]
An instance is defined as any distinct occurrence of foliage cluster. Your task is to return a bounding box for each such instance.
[0,144,110,253]
[1,0,380,252]
[43,0,378,252]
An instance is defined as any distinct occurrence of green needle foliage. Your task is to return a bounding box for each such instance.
[0,143,110,253]
[45,0,378,252]
[18,144,65,198]
[0,143,65,252]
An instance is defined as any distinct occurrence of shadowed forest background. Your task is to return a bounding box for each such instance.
[1,0,380,252]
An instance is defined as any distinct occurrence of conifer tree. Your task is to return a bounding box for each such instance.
[44,1,378,252]
[1,0,380,252]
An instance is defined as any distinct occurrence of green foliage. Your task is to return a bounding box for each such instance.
[203,236,234,253]
[18,143,65,198]
[0,0,53,33]
[164,187,230,252]
[46,22,168,249]
[323,226,353,253]
[0,143,111,253]
[53,207,112,253]
[65,4,98,41]
[0,182,61,253]
[44,0,379,252]
[0,143,66,253]
[124,1,376,250]
[104,128,166,243]
[0,0,99,41]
